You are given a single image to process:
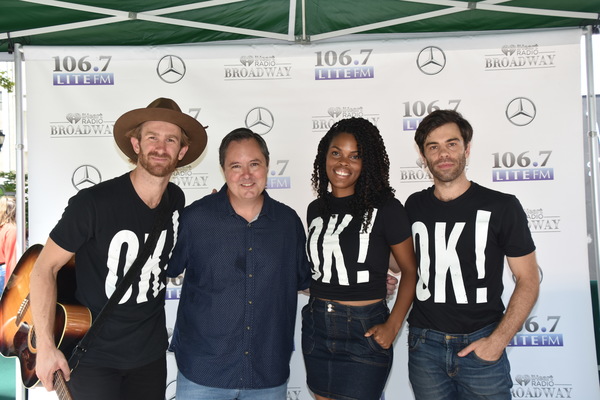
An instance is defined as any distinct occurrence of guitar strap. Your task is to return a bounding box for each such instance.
[68,189,171,370]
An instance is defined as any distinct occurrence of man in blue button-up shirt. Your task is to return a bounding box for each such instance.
[167,128,310,400]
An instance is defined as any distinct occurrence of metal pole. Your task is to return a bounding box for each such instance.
[13,42,26,400]
[301,0,307,41]
[13,44,25,261]
[585,26,600,325]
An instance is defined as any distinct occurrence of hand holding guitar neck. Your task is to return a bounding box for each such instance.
[53,369,74,400]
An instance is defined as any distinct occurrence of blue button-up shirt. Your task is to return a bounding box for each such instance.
[167,185,310,389]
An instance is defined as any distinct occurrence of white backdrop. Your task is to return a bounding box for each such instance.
[21,28,600,399]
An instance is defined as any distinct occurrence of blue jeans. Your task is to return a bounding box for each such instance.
[408,324,512,400]
[175,371,287,400]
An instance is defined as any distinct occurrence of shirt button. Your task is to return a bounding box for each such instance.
[246,326,251,330]
[244,351,249,355]
[248,300,253,305]
[248,274,253,278]
[248,247,253,251]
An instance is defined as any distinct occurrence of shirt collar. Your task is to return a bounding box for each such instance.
[216,184,276,221]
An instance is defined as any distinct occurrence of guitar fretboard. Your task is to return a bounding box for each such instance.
[16,295,30,325]
[53,370,73,400]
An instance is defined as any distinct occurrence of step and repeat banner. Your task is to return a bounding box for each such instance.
[22,28,599,399]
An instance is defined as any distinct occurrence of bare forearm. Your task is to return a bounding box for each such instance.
[386,270,416,331]
[29,266,59,351]
[490,276,539,348]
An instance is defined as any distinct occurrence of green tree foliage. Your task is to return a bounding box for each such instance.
[0,71,14,92]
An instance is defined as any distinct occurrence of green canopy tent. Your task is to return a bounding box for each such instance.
[0,0,598,50]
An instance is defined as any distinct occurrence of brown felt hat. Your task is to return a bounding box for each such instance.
[113,98,207,167]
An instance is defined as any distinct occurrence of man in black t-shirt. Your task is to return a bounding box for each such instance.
[29,98,207,400]
[405,110,539,400]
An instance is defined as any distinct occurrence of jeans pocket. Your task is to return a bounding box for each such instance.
[407,332,421,352]
[354,313,392,366]
[470,349,504,365]
[301,304,315,355]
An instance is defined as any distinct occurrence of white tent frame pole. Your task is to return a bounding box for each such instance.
[13,44,26,400]
[300,0,307,41]
[13,44,26,259]
[585,27,600,306]
[288,0,298,39]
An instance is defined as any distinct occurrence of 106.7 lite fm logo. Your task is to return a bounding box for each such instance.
[509,315,563,347]
[492,150,554,182]
[267,160,292,190]
[165,275,183,300]
[402,99,462,131]
[314,48,374,80]
[52,55,114,86]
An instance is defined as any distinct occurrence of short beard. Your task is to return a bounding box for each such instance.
[138,151,178,178]
[428,153,467,183]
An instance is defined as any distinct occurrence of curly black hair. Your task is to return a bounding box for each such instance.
[311,117,394,232]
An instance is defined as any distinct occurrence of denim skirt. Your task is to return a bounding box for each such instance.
[301,297,393,400]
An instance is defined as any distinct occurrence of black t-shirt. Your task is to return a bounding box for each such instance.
[406,182,536,334]
[307,195,411,301]
[50,173,185,368]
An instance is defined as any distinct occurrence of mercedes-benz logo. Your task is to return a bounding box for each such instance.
[506,97,536,126]
[72,165,102,191]
[245,107,274,135]
[165,379,176,400]
[417,46,446,75]
[157,55,186,84]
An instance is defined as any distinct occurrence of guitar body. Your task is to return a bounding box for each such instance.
[0,244,92,389]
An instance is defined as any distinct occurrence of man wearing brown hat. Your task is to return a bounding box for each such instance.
[29,98,207,400]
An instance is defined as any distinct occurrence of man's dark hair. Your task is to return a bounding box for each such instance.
[219,128,270,167]
[414,110,473,154]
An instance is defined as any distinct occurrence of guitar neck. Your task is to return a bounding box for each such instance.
[53,370,74,400]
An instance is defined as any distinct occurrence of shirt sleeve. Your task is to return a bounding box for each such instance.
[499,195,536,257]
[50,189,96,253]
[294,215,311,291]
[381,197,412,246]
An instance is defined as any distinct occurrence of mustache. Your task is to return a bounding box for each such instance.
[147,151,172,160]
[433,158,455,167]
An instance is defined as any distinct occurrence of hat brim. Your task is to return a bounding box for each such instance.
[114,107,207,167]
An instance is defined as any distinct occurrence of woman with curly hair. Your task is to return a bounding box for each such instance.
[302,117,417,400]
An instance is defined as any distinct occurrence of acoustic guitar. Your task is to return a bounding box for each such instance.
[0,244,92,399]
